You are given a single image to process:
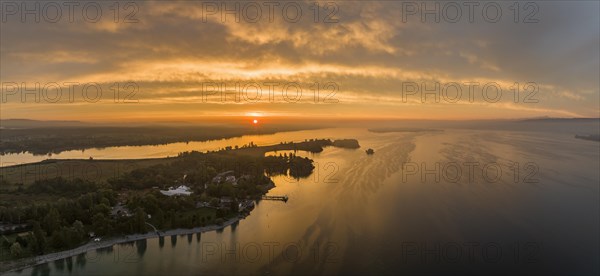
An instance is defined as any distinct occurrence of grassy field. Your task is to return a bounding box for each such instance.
[0,158,175,187]
[0,158,175,205]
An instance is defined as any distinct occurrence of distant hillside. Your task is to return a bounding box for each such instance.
[0,124,316,155]
[518,117,600,123]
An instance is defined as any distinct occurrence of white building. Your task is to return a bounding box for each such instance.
[225,175,236,185]
[160,185,193,196]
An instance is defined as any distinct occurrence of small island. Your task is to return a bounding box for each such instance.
[332,139,361,149]
[575,134,600,142]
[366,148,375,155]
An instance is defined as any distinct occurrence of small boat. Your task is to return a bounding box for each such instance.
[366,148,375,155]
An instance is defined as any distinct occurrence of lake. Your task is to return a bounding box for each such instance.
[4,128,599,275]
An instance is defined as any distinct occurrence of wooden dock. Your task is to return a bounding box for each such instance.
[261,195,289,202]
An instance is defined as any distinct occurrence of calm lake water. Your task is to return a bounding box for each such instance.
[4,128,600,275]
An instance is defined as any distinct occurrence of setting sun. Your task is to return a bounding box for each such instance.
[253,119,258,124]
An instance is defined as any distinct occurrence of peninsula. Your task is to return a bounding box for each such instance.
[0,139,360,272]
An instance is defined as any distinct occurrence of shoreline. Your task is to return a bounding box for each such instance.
[0,217,241,274]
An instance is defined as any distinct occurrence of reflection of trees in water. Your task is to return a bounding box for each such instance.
[264,156,315,180]
[31,262,50,276]
[76,253,86,267]
[159,236,165,248]
[53,258,64,271]
[231,220,239,232]
[65,256,73,272]
[187,234,193,244]
[136,239,147,257]
[170,235,177,247]
[96,246,114,255]
[196,232,201,243]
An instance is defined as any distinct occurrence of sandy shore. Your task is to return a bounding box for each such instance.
[0,217,241,273]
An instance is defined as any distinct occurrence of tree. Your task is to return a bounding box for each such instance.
[93,203,111,216]
[73,220,85,241]
[209,198,220,207]
[230,199,239,213]
[15,235,28,248]
[91,213,109,236]
[31,222,46,254]
[43,208,61,236]
[221,183,235,197]
[50,230,63,249]
[134,208,146,233]
[10,242,22,257]
[206,184,219,197]
[141,194,159,214]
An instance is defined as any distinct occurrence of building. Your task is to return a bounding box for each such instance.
[211,170,235,184]
[160,185,193,196]
[225,175,236,185]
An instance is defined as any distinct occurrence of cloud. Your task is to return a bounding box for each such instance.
[1,0,598,120]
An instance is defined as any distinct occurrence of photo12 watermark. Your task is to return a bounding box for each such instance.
[1,82,140,104]
[400,161,540,184]
[400,81,539,104]
[0,1,140,23]
[193,1,340,23]
[199,81,340,104]
[0,1,341,24]
[398,1,540,24]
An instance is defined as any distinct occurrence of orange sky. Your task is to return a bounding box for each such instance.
[1,1,598,122]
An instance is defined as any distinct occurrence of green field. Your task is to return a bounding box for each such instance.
[0,158,175,187]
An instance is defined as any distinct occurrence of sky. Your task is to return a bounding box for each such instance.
[0,0,599,122]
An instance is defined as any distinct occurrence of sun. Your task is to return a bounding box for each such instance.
[253,119,258,124]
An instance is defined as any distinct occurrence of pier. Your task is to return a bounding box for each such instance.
[261,195,289,202]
